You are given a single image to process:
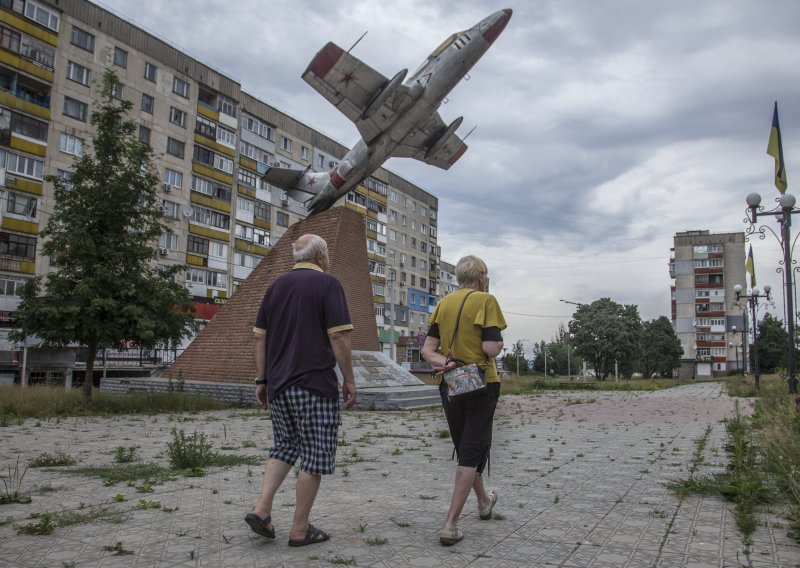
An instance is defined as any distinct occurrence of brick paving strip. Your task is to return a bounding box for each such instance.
[0,382,798,567]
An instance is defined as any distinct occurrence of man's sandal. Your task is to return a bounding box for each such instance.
[288,524,330,547]
[479,490,498,520]
[244,513,276,539]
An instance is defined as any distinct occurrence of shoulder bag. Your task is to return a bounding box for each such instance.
[441,290,488,399]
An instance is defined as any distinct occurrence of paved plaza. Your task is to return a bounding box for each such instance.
[1,382,799,567]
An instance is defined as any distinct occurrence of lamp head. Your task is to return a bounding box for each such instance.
[752,287,760,297]
[734,284,743,296]
[746,193,762,208]
[763,284,772,294]
[780,193,797,210]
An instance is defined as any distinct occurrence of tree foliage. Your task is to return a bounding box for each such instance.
[756,313,788,373]
[11,69,195,401]
[639,316,682,377]
[568,298,641,380]
[501,339,529,375]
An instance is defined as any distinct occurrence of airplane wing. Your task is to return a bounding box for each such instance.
[393,112,469,170]
[302,42,412,143]
[260,165,306,191]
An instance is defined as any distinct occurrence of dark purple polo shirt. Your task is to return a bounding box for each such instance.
[253,263,353,402]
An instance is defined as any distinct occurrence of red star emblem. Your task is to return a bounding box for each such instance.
[306,175,316,187]
[340,70,356,87]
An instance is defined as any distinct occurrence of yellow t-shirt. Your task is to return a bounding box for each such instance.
[429,288,507,383]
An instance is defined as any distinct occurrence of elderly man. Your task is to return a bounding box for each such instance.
[245,234,357,547]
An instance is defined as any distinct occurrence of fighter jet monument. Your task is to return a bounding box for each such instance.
[262,9,513,214]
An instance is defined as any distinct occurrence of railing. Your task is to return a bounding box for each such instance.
[75,348,184,368]
[0,86,50,109]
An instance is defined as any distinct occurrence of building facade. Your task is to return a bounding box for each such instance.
[0,0,440,380]
[670,230,746,378]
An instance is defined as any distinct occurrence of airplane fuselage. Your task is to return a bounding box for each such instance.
[303,9,511,214]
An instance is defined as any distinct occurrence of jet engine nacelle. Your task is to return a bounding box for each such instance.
[362,69,408,119]
[425,116,464,160]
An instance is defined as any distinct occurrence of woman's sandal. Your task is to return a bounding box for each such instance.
[479,490,498,520]
[438,526,464,546]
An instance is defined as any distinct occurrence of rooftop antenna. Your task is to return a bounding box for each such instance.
[347,31,368,54]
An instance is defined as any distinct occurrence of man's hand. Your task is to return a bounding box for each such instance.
[342,380,357,410]
[255,384,268,410]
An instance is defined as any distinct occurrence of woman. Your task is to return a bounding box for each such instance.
[421,255,506,546]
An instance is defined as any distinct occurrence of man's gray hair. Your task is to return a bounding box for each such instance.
[455,255,488,289]
[293,235,328,262]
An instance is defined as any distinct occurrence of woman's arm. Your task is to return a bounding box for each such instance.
[482,340,504,358]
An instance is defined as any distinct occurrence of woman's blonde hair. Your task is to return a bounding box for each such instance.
[455,255,488,289]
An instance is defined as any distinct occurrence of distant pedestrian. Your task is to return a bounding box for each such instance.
[245,234,357,547]
[421,255,506,545]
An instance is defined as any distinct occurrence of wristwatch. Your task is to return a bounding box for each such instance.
[254,377,267,385]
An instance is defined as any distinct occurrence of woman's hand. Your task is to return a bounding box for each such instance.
[434,358,459,373]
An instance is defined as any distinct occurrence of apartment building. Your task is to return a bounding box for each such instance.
[670,230,746,378]
[0,0,440,377]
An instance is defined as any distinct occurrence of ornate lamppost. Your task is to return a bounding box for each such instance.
[733,284,772,388]
[745,192,799,393]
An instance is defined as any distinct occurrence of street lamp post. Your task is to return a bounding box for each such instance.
[731,325,741,373]
[734,284,772,388]
[745,192,799,393]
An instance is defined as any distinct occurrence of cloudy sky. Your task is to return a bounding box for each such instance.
[98,0,800,353]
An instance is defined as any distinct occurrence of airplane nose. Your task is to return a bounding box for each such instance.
[483,9,512,44]
[503,8,513,18]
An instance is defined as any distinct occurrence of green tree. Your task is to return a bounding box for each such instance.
[756,313,788,373]
[11,69,195,402]
[568,298,642,380]
[639,316,682,378]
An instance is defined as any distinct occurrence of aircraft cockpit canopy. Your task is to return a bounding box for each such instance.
[410,32,462,79]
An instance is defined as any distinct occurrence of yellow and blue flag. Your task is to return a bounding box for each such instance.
[745,244,756,288]
[767,102,787,194]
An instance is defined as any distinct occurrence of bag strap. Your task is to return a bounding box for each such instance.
[445,290,476,361]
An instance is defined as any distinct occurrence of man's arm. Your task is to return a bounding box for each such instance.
[253,332,268,410]
[329,329,357,409]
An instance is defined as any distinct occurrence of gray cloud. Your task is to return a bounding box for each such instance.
[98,0,800,349]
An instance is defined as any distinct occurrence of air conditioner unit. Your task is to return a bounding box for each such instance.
[399,280,407,286]
[328,160,337,167]
[183,207,194,218]
[159,248,169,256]
[163,183,172,192]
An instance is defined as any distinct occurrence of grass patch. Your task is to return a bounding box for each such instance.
[29,452,77,468]
[1,454,30,504]
[496,375,699,395]
[64,462,175,486]
[54,505,126,526]
[15,512,55,535]
[166,428,260,469]
[0,385,232,419]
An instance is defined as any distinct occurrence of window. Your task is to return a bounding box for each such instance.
[66,61,90,86]
[141,94,154,114]
[238,168,257,188]
[191,176,231,202]
[0,275,29,297]
[420,296,427,307]
[254,201,270,221]
[1,150,43,179]
[234,252,260,269]
[213,153,233,174]
[390,209,397,221]
[59,132,84,156]
[169,107,187,127]
[164,168,183,188]
[111,82,124,100]
[388,249,396,260]
[139,126,151,146]
[63,97,87,121]
[281,136,292,152]
[411,256,417,268]
[216,126,235,147]
[301,146,309,160]
[8,112,47,141]
[390,190,398,202]
[420,260,427,271]
[166,138,184,158]
[237,198,254,214]
[159,231,178,251]
[372,283,385,296]
[173,76,189,98]
[421,206,428,217]
[254,227,269,245]
[144,62,157,82]
[402,215,407,226]
[276,212,289,227]
[25,0,58,31]
[420,278,427,289]
[420,242,427,253]
[0,232,35,259]
[318,154,325,168]
[218,94,236,117]
[411,201,416,212]
[195,115,216,139]
[7,192,37,217]
[429,226,437,238]
[193,145,212,166]
[242,115,273,139]
[190,205,230,230]
[19,34,55,68]
[235,224,253,241]
[188,235,209,255]
[389,229,397,241]
[162,200,179,219]
[0,26,20,53]
[186,267,226,288]
[411,237,416,249]
[113,47,128,68]
[70,26,94,52]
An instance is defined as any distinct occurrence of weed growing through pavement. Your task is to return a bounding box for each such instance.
[390,517,411,527]
[1,453,31,504]
[366,537,388,546]
[103,542,134,555]
[136,499,161,510]
[29,452,76,467]
[114,446,137,463]
[15,512,55,535]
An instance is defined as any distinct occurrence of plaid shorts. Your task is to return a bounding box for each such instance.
[269,385,341,475]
